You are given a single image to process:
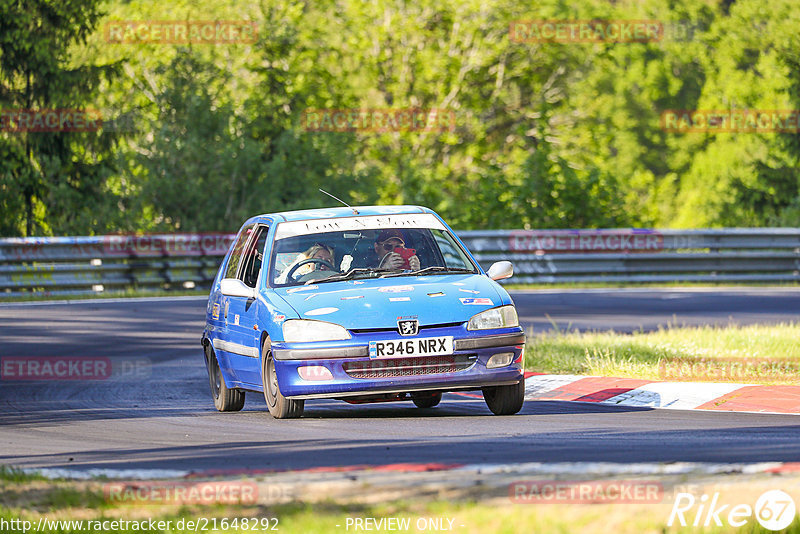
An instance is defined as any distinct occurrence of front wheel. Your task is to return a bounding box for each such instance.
[482,377,524,415]
[205,344,245,412]
[261,338,304,419]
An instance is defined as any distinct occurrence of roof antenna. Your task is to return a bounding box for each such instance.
[319,188,359,215]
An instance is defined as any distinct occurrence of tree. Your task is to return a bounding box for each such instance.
[0,0,122,236]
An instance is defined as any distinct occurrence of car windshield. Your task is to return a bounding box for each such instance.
[269,221,477,287]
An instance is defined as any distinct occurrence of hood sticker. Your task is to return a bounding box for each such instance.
[389,297,411,302]
[379,285,414,293]
[287,285,318,294]
[306,307,339,316]
[459,297,493,305]
[427,292,445,297]
[459,288,480,294]
[341,295,365,300]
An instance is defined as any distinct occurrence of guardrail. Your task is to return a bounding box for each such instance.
[1,229,798,297]
[464,228,800,284]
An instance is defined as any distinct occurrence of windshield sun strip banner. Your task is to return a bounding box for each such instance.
[274,213,446,240]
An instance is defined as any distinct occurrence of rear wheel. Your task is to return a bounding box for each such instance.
[482,377,524,415]
[261,338,304,419]
[205,344,245,412]
[411,392,442,409]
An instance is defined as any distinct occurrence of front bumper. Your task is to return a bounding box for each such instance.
[271,326,525,399]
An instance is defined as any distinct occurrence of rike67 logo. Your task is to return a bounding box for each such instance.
[669,490,796,531]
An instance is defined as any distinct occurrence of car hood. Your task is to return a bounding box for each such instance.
[273,274,505,329]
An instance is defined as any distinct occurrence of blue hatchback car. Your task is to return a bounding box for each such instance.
[201,206,525,418]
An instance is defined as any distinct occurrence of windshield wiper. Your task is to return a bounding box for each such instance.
[380,266,475,278]
[310,267,388,284]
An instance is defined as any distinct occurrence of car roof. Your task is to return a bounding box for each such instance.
[252,205,433,223]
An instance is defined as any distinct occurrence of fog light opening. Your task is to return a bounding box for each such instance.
[298,365,334,381]
[487,352,515,369]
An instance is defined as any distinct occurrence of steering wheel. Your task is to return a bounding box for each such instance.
[286,258,337,281]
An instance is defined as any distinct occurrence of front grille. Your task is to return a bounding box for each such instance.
[343,355,476,379]
[349,322,463,334]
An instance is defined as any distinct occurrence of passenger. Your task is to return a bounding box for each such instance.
[369,230,420,270]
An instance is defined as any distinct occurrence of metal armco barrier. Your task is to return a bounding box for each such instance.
[0,234,235,297]
[464,228,800,283]
[1,228,798,297]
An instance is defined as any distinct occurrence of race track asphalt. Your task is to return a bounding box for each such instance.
[1,289,799,474]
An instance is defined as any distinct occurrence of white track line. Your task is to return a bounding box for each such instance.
[23,461,790,481]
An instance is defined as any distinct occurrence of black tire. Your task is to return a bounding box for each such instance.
[482,377,525,415]
[261,338,304,419]
[205,344,245,412]
[411,392,442,409]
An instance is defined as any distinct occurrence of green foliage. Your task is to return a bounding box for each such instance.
[1,0,799,235]
[0,0,124,236]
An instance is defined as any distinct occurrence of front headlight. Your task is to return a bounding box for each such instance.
[467,305,519,331]
[282,319,351,342]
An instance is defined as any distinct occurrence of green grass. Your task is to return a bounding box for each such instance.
[525,322,800,384]
[4,467,800,533]
[0,466,46,483]
[3,498,800,533]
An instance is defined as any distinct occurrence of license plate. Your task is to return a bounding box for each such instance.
[369,336,454,359]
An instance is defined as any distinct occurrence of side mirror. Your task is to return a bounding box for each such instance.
[486,261,513,281]
[220,278,256,299]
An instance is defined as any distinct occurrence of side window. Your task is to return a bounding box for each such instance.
[433,230,474,269]
[239,226,269,288]
[224,224,256,279]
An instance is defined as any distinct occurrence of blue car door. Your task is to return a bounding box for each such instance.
[222,224,269,386]
[213,223,254,384]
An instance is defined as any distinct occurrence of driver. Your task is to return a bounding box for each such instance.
[277,243,336,284]
[305,243,335,270]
